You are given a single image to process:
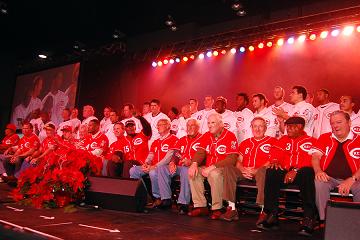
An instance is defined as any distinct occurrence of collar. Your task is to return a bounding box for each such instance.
[331,131,354,143]
[92,131,101,139]
[159,132,170,140]
[295,100,306,106]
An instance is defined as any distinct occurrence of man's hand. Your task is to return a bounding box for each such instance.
[188,162,198,179]
[241,167,254,180]
[10,156,20,164]
[25,156,32,162]
[201,165,216,178]
[169,162,177,175]
[141,164,151,173]
[268,161,283,170]
[272,107,286,119]
[338,177,355,196]
[315,170,330,182]
[179,158,191,167]
[111,154,121,163]
[30,158,39,165]
[284,170,297,184]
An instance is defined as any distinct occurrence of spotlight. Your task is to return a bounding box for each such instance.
[169,59,175,64]
[163,59,169,65]
[175,58,180,63]
[236,9,246,16]
[277,38,284,46]
[38,54,47,59]
[343,26,354,36]
[165,15,175,26]
[266,41,273,47]
[198,53,205,59]
[213,51,219,56]
[239,47,245,52]
[170,26,177,32]
[298,34,306,43]
[231,1,246,16]
[221,50,227,55]
[309,34,316,40]
[230,48,236,54]
[0,2,7,15]
[357,25,360,32]
[206,51,212,57]
[183,57,188,62]
[190,55,195,60]
[112,30,125,39]
[152,62,157,67]
[157,61,163,66]
[287,37,295,44]
[248,46,254,51]
[258,43,264,49]
[320,31,328,39]
[331,29,340,37]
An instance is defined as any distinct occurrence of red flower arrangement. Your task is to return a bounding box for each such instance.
[12,149,102,208]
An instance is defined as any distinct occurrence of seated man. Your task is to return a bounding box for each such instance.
[129,119,178,207]
[157,118,203,214]
[221,117,277,221]
[0,124,19,154]
[84,119,109,157]
[311,111,360,224]
[1,123,40,183]
[188,113,238,219]
[257,117,317,237]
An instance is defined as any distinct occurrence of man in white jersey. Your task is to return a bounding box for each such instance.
[69,108,81,134]
[234,93,253,143]
[121,103,143,133]
[189,98,199,115]
[144,99,171,147]
[252,93,278,138]
[176,104,193,139]
[104,110,119,144]
[81,105,98,126]
[57,108,72,136]
[339,95,360,134]
[274,86,316,137]
[168,107,180,135]
[100,106,112,133]
[191,95,215,134]
[313,89,339,138]
[142,102,151,116]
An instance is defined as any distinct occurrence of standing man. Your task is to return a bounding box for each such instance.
[234,93,254,143]
[189,98,199,115]
[100,106,112,133]
[339,95,360,134]
[142,102,151,116]
[207,96,237,135]
[192,95,215,134]
[176,105,193,139]
[104,110,119,145]
[57,108,72,136]
[252,93,278,138]
[121,103,143,133]
[69,108,81,134]
[82,105,98,126]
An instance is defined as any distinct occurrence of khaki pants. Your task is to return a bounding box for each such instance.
[189,167,224,210]
[223,165,267,205]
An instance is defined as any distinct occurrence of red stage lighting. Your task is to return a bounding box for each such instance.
[230,48,236,54]
[258,43,264,49]
[169,59,175,64]
[266,41,272,47]
[331,29,340,37]
[152,62,157,67]
[190,55,195,60]
[248,46,254,51]
[357,25,360,32]
[309,34,316,40]
[175,58,180,63]
[206,51,212,57]
[221,49,227,55]
[157,61,163,66]
[287,37,295,44]
[213,51,219,56]
[320,31,328,39]
[277,38,284,46]
[298,34,306,42]
[198,53,205,59]
[163,59,169,65]
[183,57,188,62]
[343,26,354,36]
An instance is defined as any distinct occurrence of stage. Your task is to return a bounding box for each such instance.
[0,183,324,240]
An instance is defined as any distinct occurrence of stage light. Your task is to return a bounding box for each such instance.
[170,26,177,32]
[221,50,227,54]
[230,48,236,54]
[157,61,163,66]
[182,57,188,62]
[343,26,354,36]
[112,30,125,39]
[277,38,284,46]
[287,37,295,44]
[248,46,254,51]
[331,29,340,37]
[163,59,169,65]
[169,59,175,64]
[198,53,205,59]
[320,31,328,39]
[298,34,306,43]
[152,62,157,67]
[239,47,245,52]
[357,25,360,32]
[266,41,273,47]
[190,55,195,60]
[0,2,7,15]
[213,51,219,56]
[206,51,212,57]
[165,15,175,26]
[175,58,180,63]
[258,43,264,49]
[38,54,47,59]
[309,34,316,40]
[231,1,246,16]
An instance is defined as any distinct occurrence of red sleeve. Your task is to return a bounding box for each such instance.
[197,132,211,150]
[149,140,157,153]
[31,135,40,149]
[312,134,330,155]
[269,137,285,165]
[238,140,248,156]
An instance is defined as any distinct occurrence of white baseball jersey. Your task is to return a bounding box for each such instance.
[57,119,73,136]
[104,123,117,145]
[100,117,112,133]
[175,117,194,139]
[313,102,339,138]
[121,116,143,133]
[42,91,69,126]
[215,110,237,135]
[144,112,171,147]
[270,101,293,114]
[82,116,98,126]
[234,108,254,143]
[254,107,279,138]
[30,117,43,135]
[288,101,317,137]
[350,112,360,135]
[170,118,180,134]
[191,109,215,134]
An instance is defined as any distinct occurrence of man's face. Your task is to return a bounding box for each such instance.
[214,100,226,114]
[204,96,214,109]
[87,122,99,134]
[79,128,87,139]
[207,115,223,135]
[142,104,150,115]
[109,112,118,123]
[167,110,177,121]
[103,108,111,118]
[273,87,284,100]
[125,124,136,135]
[157,120,170,136]
[189,100,198,113]
[22,124,32,136]
[83,107,92,118]
[251,119,267,139]
[71,109,78,118]
[62,131,72,140]
[316,91,328,105]
[339,96,354,112]
[187,120,199,137]
[150,103,160,115]
[62,110,70,120]
[45,128,55,137]
[290,88,302,103]
[123,106,132,118]
[252,97,263,110]
[286,124,303,138]
[330,114,351,139]
[4,129,13,136]
[236,96,246,109]
[113,124,125,137]
[181,105,191,118]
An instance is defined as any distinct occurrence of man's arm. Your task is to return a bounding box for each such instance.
[214,153,239,168]
[156,149,176,167]
[311,152,330,182]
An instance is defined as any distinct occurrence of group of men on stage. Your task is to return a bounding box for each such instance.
[1,85,360,237]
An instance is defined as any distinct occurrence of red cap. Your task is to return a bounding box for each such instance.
[6,124,17,131]
[61,125,72,132]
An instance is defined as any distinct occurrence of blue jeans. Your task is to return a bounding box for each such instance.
[157,165,190,205]
[129,165,159,198]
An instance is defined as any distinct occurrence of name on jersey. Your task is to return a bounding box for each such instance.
[259,144,271,153]
[349,148,360,159]
[299,142,312,152]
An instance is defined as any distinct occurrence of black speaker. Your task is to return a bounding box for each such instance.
[325,200,360,240]
[85,177,148,212]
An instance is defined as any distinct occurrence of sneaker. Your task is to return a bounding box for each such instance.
[188,207,209,217]
[256,211,268,226]
[210,209,224,220]
[159,199,172,209]
[219,207,239,222]
[298,217,315,237]
[178,204,189,215]
[256,212,279,230]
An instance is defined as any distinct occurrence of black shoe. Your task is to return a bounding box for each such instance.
[298,217,315,237]
[257,213,279,231]
[159,199,172,209]
[178,204,189,215]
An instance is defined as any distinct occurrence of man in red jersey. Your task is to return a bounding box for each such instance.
[311,111,360,225]
[220,117,277,221]
[187,113,238,219]
[157,118,203,213]
[0,124,19,154]
[257,117,317,237]
[85,119,109,157]
[129,119,178,206]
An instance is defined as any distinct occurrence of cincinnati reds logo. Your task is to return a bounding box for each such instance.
[352,126,360,134]
[192,142,200,151]
[326,112,331,119]
[161,144,169,152]
[259,144,271,153]
[224,122,230,129]
[314,114,318,120]
[5,140,11,144]
[24,142,30,148]
[90,142,98,149]
[265,119,270,126]
[299,142,312,152]
[237,116,244,122]
[349,148,360,159]
[216,145,227,154]
[134,138,143,145]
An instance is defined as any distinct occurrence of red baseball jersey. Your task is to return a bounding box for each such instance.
[271,134,315,170]
[172,133,203,165]
[311,132,360,174]
[85,132,109,156]
[198,129,238,167]
[149,134,178,165]
[17,133,40,154]
[106,136,134,161]
[239,136,277,168]
[126,132,150,164]
[41,135,62,151]
[55,138,76,156]
[1,134,20,147]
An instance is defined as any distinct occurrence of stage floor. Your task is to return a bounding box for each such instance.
[0,183,324,240]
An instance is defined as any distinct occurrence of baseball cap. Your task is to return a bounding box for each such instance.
[125,119,136,127]
[44,123,56,130]
[61,125,72,132]
[285,117,305,126]
[216,96,227,104]
[6,123,17,131]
